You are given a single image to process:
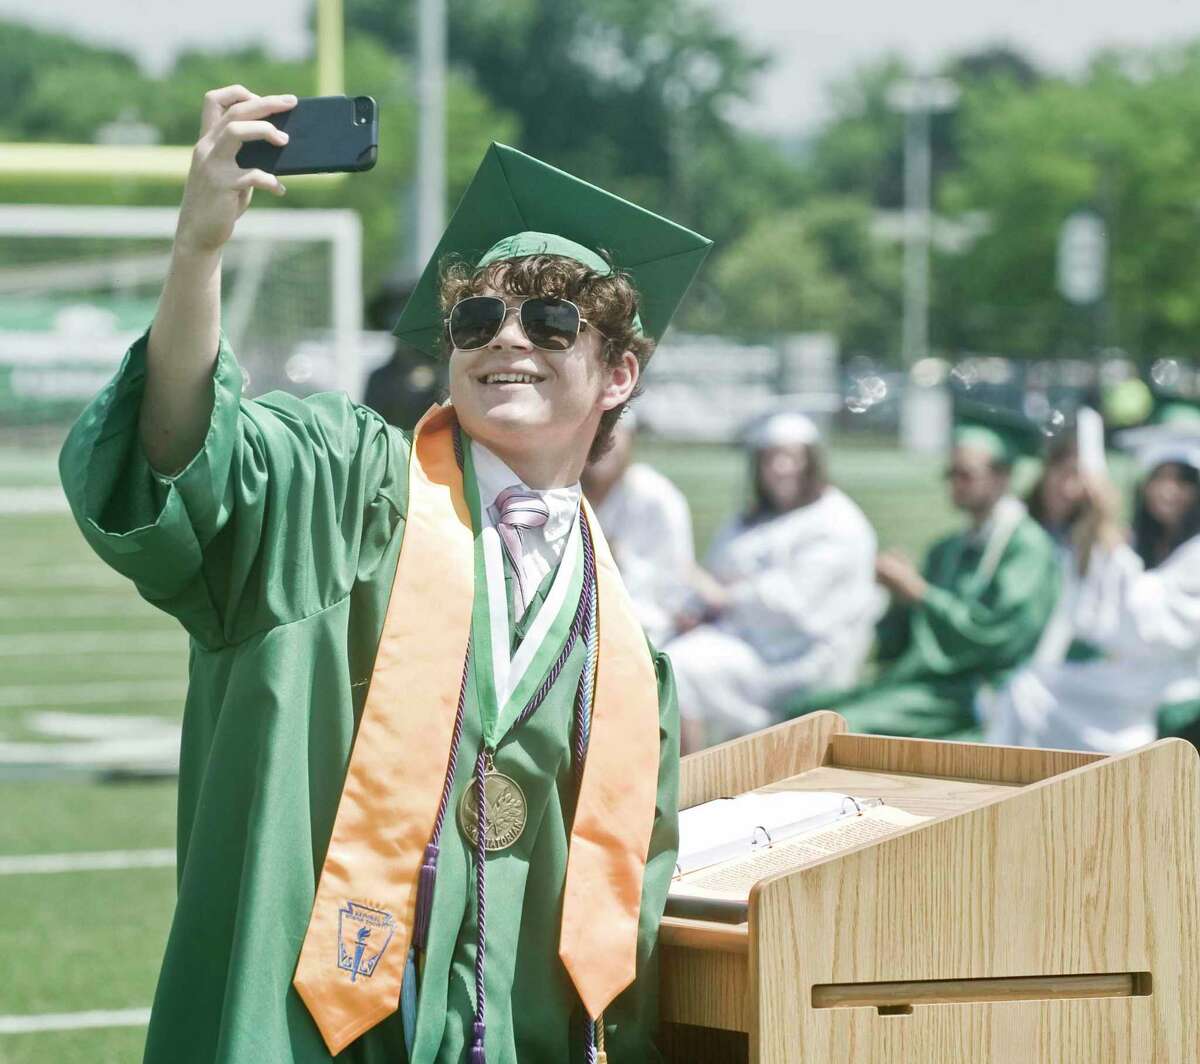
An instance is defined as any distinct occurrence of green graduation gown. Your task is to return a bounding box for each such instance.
[793,509,1059,739]
[58,330,680,1063]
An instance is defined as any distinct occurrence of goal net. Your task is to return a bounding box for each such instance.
[0,204,365,444]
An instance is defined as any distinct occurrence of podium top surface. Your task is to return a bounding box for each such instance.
[761,763,1018,820]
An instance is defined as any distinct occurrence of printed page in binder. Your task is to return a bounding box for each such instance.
[675,790,860,877]
[667,805,929,921]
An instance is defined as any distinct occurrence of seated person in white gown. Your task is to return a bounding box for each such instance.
[667,412,877,750]
[986,412,1200,753]
[581,414,695,647]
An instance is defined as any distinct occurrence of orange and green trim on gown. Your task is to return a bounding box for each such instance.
[59,329,680,1063]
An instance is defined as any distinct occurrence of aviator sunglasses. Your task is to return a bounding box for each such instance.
[446,296,612,353]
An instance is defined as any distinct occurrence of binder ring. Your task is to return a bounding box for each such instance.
[751,824,772,849]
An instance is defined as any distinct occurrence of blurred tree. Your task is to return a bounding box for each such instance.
[344,0,805,311]
[938,43,1200,360]
[0,21,148,142]
[704,210,850,338]
[0,22,515,303]
[797,197,902,356]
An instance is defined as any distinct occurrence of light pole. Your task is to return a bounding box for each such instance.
[413,0,446,274]
[886,76,959,367]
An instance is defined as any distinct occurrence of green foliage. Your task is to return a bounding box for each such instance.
[939,42,1200,359]
[0,20,515,302]
[706,210,850,338]
[11,9,1200,362]
[343,0,797,323]
[0,21,143,141]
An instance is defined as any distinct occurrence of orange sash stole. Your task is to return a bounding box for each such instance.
[293,405,662,1054]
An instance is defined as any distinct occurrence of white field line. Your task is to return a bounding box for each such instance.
[0,486,68,515]
[0,598,145,618]
[28,711,180,740]
[0,681,185,708]
[0,736,179,770]
[0,568,127,589]
[0,632,182,656]
[0,848,175,876]
[0,1007,152,1034]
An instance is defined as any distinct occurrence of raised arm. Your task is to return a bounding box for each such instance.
[61,85,409,646]
[140,85,295,474]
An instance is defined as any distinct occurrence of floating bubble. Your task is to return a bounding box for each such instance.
[1040,409,1067,438]
[407,365,437,390]
[950,361,979,389]
[1150,359,1181,389]
[861,375,888,403]
[285,353,316,384]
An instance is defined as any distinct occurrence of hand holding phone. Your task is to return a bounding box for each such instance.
[176,86,297,255]
[235,95,378,176]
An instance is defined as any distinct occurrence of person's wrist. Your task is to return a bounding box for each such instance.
[173,228,225,261]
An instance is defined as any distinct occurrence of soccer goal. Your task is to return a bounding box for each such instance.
[0,203,365,441]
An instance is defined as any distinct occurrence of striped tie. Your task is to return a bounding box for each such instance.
[491,486,550,616]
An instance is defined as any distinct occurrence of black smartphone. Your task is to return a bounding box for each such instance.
[235,95,378,175]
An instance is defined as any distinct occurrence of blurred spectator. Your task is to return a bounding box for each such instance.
[582,414,695,647]
[986,411,1200,752]
[668,412,877,751]
[362,282,445,429]
[793,403,1059,739]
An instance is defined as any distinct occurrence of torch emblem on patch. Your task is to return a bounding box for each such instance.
[337,901,396,981]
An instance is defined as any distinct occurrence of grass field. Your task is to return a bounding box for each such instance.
[0,432,962,1063]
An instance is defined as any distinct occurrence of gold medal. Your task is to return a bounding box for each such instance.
[459,756,527,852]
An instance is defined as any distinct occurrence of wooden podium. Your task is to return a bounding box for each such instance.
[657,712,1200,1062]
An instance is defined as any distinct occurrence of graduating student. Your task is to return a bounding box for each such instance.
[794,404,1059,740]
[1018,410,1132,672]
[58,86,710,1063]
[668,411,877,749]
[581,413,696,647]
[987,407,1200,752]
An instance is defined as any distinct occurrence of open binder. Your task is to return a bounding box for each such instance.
[657,711,1200,1063]
[669,791,925,922]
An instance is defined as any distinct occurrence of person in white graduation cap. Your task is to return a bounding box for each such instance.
[666,411,878,750]
[581,411,696,647]
[986,408,1200,753]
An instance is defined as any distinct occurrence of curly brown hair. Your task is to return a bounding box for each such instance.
[438,253,656,461]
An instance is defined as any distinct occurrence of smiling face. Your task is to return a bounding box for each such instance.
[447,285,638,485]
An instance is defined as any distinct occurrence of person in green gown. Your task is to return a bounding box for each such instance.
[57,86,710,1063]
[790,403,1060,740]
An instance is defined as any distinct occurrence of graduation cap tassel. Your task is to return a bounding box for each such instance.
[471,747,490,1064]
[414,623,471,954]
[411,843,439,951]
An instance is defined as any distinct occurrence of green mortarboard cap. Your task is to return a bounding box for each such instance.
[1152,396,1200,427]
[952,400,1043,466]
[1116,396,1200,471]
[391,143,712,355]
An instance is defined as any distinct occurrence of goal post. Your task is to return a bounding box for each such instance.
[0,203,364,439]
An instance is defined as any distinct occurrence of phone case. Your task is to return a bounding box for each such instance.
[235,95,378,176]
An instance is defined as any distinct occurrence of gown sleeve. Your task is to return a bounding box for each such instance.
[725,516,876,638]
[1077,537,1200,660]
[603,648,680,1060]
[898,524,1060,680]
[58,327,404,648]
